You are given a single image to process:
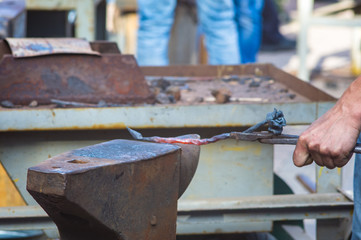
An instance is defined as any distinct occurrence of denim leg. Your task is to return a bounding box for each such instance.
[136,0,176,66]
[353,135,361,239]
[197,0,240,65]
[235,0,264,63]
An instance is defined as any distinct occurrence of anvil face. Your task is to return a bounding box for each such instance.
[27,140,182,240]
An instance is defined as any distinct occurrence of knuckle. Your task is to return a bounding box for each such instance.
[308,141,320,151]
[329,150,341,159]
[319,145,332,156]
[298,134,307,142]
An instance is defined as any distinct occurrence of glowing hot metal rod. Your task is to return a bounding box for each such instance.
[127,108,287,145]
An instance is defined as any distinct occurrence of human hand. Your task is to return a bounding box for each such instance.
[293,78,361,169]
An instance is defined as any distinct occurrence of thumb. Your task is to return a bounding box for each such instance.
[293,142,312,167]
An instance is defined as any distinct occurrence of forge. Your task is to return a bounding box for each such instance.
[0,38,352,240]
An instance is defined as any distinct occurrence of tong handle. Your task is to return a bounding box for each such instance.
[353,144,361,154]
[259,137,361,154]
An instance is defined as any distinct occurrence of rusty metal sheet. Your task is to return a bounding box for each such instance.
[5,38,100,57]
[89,41,121,54]
[27,139,181,240]
[0,40,154,105]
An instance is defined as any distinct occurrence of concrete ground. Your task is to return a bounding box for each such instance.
[258,0,358,239]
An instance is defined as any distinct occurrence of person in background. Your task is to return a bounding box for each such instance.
[136,0,264,66]
[293,76,361,239]
[136,0,177,66]
[197,0,264,64]
[261,0,296,51]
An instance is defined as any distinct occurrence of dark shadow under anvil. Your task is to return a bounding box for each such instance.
[27,138,200,240]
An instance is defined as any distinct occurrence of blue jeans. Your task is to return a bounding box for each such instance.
[136,0,177,66]
[136,0,264,66]
[197,0,263,64]
[352,135,361,239]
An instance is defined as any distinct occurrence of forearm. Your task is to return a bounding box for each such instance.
[334,76,361,131]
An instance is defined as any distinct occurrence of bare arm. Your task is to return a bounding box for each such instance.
[293,76,361,169]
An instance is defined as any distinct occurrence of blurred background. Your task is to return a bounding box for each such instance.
[1,0,361,239]
[1,0,360,93]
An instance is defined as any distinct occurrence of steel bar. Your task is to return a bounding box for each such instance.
[0,193,353,233]
[178,193,352,213]
[177,193,353,234]
[0,102,335,132]
[0,206,55,230]
[258,137,361,154]
[126,107,286,145]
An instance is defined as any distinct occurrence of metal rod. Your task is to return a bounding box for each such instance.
[259,138,361,154]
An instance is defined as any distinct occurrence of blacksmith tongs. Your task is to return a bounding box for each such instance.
[230,131,361,154]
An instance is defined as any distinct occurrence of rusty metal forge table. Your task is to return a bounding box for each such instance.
[0,64,353,239]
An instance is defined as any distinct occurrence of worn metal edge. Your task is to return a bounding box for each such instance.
[2,193,351,219]
[0,102,335,132]
[177,193,353,212]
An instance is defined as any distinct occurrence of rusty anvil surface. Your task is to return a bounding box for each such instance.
[27,138,200,240]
